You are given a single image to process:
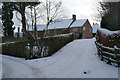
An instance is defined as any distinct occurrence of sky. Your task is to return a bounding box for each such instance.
[11,0,102,32]
[62,0,101,23]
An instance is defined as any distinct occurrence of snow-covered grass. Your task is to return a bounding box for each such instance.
[1,38,118,78]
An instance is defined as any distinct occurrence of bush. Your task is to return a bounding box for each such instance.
[97,29,120,48]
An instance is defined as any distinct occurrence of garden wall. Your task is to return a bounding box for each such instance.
[1,33,79,59]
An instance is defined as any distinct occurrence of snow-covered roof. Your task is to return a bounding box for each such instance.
[71,19,87,27]
[28,25,46,31]
[92,23,101,33]
[48,19,73,29]
[28,19,87,31]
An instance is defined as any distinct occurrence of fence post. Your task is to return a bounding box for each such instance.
[25,43,30,60]
[95,42,103,61]
[114,45,119,67]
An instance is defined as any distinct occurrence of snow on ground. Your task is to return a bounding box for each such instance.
[0,54,2,79]
[1,38,118,78]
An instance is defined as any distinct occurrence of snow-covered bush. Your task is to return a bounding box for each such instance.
[96,28,120,48]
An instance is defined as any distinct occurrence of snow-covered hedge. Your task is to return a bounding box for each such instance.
[96,28,120,48]
[1,41,26,58]
[2,33,79,59]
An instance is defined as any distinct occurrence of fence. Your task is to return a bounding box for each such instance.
[2,33,79,59]
[95,41,120,67]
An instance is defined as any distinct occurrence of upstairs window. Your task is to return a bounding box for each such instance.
[73,28,78,31]
[54,30,57,35]
[47,30,50,34]
[90,29,92,33]
[62,29,66,33]
[83,27,85,31]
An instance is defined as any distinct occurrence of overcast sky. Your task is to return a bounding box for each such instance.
[12,0,102,32]
[64,0,102,22]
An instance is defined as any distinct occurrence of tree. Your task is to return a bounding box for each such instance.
[2,3,14,36]
[0,3,3,36]
[40,0,65,37]
[26,3,42,39]
[25,0,66,38]
[0,6,1,19]
[11,2,40,37]
[98,1,120,30]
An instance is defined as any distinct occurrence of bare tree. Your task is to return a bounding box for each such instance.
[25,4,43,39]
[16,0,66,39]
[11,2,40,37]
[0,3,3,36]
[97,2,110,17]
[40,0,66,37]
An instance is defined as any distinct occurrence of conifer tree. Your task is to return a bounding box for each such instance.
[2,3,14,36]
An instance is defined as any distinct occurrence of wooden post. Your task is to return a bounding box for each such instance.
[114,46,119,67]
[25,43,30,60]
[17,27,20,37]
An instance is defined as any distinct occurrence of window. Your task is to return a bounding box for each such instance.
[54,30,57,35]
[90,29,92,33]
[83,27,85,31]
[88,35,90,38]
[73,28,78,31]
[62,29,66,33]
[47,30,50,34]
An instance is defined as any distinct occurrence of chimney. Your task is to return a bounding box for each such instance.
[72,14,76,20]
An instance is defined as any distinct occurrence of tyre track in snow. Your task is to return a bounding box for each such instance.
[2,62,13,78]
[2,56,45,78]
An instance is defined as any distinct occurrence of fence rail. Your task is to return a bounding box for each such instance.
[95,41,120,67]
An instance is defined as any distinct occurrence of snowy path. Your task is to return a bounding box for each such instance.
[1,38,118,78]
[2,56,45,78]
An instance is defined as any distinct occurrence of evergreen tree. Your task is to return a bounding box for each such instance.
[2,3,14,36]
[99,2,120,31]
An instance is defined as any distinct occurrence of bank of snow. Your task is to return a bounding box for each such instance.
[2,38,118,78]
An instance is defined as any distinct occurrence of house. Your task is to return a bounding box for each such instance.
[92,23,101,37]
[27,15,93,39]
